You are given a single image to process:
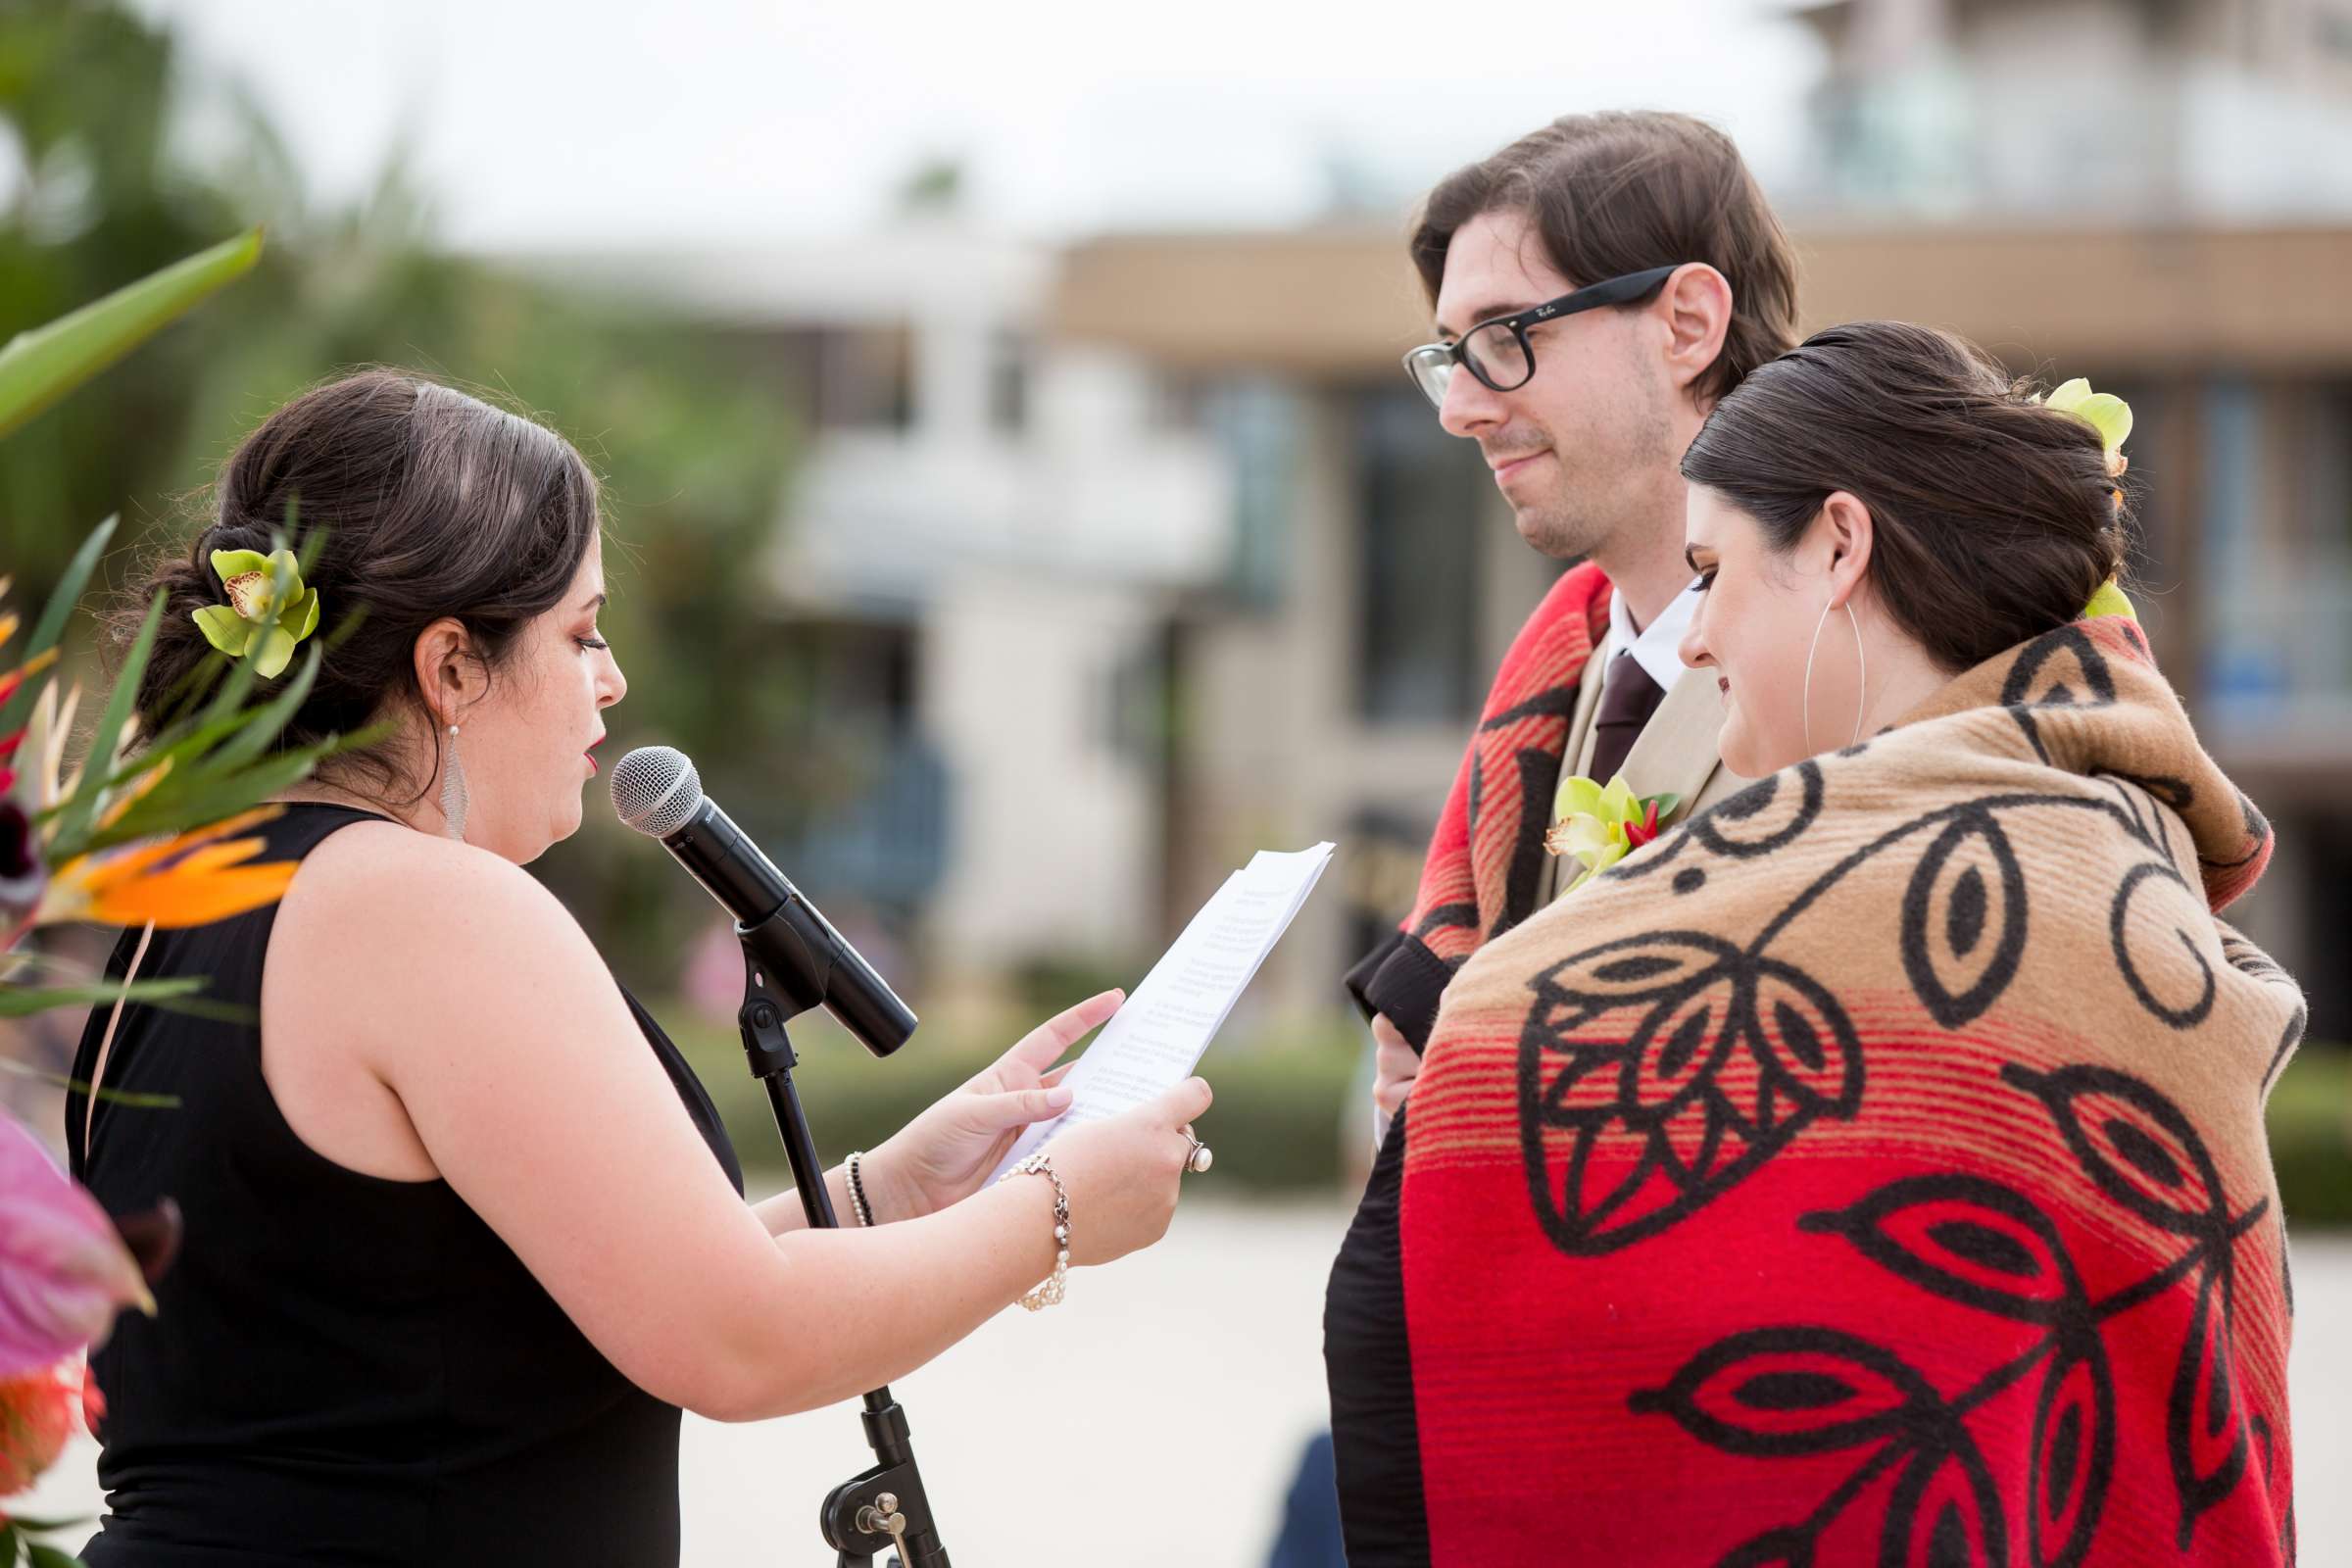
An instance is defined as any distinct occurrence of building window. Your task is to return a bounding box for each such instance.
[988,330,1029,435]
[2320,6,2352,59]
[1351,387,1486,724]
[752,615,945,912]
[1150,370,1207,433]
[2273,382,2352,708]
[2195,378,2352,722]
[2198,378,2274,713]
[814,326,913,431]
[1202,377,1300,612]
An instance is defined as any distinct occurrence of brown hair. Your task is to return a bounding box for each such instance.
[1408,111,1800,406]
[127,369,603,791]
[1679,320,2130,672]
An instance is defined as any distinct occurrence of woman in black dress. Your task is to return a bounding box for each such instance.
[67,369,1209,1565]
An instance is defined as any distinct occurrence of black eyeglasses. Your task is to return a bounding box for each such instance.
[1402,265,1683,409]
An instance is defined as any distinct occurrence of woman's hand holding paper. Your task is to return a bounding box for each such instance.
[1045,1076,1213,1265]
[866,989,1122,1220]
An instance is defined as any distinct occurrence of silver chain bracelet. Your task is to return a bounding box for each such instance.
[1007,1152,1070,1311]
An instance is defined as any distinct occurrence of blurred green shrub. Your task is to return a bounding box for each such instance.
[676,1003,1364,1197]
[2269,1045,2351,1229]
[1004,952,1141,1020]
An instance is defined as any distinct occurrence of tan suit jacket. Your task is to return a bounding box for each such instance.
[1537,658,1751,906]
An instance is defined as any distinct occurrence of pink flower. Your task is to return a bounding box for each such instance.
[0,1114,151,1379]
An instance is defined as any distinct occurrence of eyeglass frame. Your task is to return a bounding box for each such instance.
[1401,264,1685,408]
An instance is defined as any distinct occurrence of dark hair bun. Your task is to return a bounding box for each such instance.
[1680,320,2128,672]
[125,370,602,784]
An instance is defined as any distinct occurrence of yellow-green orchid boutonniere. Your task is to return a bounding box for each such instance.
[191,548,318,679]
[1544,771,1681,896]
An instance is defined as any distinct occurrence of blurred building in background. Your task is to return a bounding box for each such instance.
[530,220,1232,995]
[1052,220,2352,1034]
[491,0,2352,1039]
[1792,0,2352,220]
[1041,0,2352,1035]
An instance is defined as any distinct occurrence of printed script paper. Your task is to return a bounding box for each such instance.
[988,842,1336,1185]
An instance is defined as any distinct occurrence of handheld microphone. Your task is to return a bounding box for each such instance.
[610,745,916,1057]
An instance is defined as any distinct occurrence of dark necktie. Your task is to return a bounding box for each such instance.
[1586,651,1668,786]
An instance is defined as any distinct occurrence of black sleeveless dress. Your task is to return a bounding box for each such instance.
[64,804,743,1566]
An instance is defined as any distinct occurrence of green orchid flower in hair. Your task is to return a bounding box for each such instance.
[2082,579,2136,620]
[191,548,319,679]
[2042,378,2138,622]
[2044,376,2134,474]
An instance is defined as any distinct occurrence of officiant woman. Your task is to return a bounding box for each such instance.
[65,368,1212,1566]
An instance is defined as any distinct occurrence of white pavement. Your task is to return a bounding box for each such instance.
[16,1205,2351,1566]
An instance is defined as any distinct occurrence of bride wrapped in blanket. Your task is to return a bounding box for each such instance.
[1330,320,2303,1566]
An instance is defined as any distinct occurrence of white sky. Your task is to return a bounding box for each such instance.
[133,0,1826,249]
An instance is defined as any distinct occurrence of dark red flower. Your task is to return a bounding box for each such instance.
[78,1363,106,1438]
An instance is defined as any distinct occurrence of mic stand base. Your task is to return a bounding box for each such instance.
[736,938,951,1568]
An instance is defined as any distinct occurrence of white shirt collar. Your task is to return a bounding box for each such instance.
[1605,576,1704,693]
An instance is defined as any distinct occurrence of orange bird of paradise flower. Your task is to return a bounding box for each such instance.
[35,806,296,931]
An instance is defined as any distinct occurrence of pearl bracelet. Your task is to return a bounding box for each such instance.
[1008,1152,1070,1311]
[845,1151,875,1227]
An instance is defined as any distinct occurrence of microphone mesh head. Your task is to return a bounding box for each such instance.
[610,746,704,837]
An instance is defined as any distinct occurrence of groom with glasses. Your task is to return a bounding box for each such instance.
[1326,110,1802,1561]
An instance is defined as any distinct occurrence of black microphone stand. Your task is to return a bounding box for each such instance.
[733,913,949,1568]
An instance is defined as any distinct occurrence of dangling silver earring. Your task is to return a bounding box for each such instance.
[1802,600,1870,756]
[440,722,469,842]
[1844,604,1867,747]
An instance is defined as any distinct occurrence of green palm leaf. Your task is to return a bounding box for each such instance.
[0,228,264,441]
[0,514,114,739]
